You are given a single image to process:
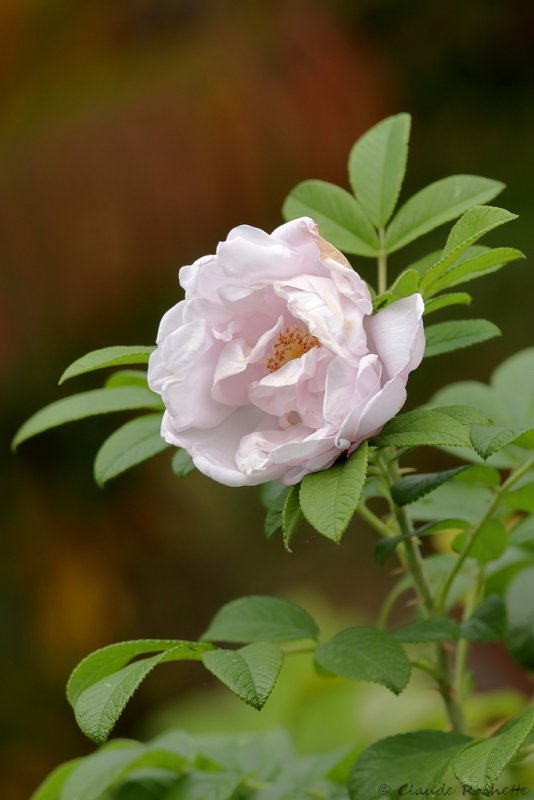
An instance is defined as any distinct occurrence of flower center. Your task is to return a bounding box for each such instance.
[266,326,320,372]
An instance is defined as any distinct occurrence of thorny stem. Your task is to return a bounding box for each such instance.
[378,228,388,294]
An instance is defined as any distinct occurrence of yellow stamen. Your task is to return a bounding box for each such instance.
[266,326,320,372]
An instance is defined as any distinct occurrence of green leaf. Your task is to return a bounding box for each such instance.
[491,347,534,429]
[30,759,82,800]
[348,113,411,228]
[202,642,283,710]
[393,618,460,643]
[299,444,368,543]
[373,269,420,310]
[502,482,534,513]
[348,730,470,800]
[419,206,517,292]
[12,387,163,450]
[67,639,197,706]
[460,595,507,642]
[391,466,468,506]
[315,626,411,695]
[432,405,492,426]
[59,346,154,384]
[282,180,379,256]
[423,292,472,315]
[452,519,508,564]
[453,709,534,790]
[470,424,534,460]
[261,482,290,539]
[201,596,320,643]
[61,745,145,800]
[424,319,501,358]
[430,247,524,294]
[166,771,242,800]
[282,484,303,551]
[385,175,504,253]
[93,414,168,486]
[105,369,149,388]
[171,449,195,477]
[371,409,471,449]
[374,519,469,566]
[410,482,492,524]
[505,566,534,668]
[71,641,212,744]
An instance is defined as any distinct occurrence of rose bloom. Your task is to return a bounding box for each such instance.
[148,217,424,486]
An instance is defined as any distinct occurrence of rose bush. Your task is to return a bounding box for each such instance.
[148,217,424,486]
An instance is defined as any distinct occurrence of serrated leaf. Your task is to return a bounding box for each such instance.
[431,405,492,426]
[30,759,82,800]
[299,444,368,543]
[460,595,507,642]
[282,484,303,551]
[430,247,524,294]
[470,424,534,460]
[59,346,154,384]
[171,448,195,477]
[452,519,508,564]
[423,292,472,315]
[202,642,283,710]
[348,731,470,800]
[424,319,501,358]
[393,618,460,643]
[67,639,210,707]
[282,180,379,256]
[348,113,411,228]
[371,409,471,449]
[374,519,469,566]
[201,596,319,643]
[385,175,504,253]
[391,466,468,506]
[71,641,212,744]
[315,626,411,695]
[12,387,163,450]
[419,205,517,293]
[94,414,168,486]
[453,709,534,790]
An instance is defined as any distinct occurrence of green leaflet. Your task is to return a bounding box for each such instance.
[423,292,472,315]
[315,626,411,695]
[348,112,411,228]
[428,246,524,295]
[281,179,379,256]
[67,640,213,744]
[171,448,195,477]
[391,466,469,506]
[424,318,501,357]
[460,595,507,642]
[282,484,303,551]
[94,414,168,486]
[59,345,155,384]
[453,708,534,790]
[452,519,508,564]
[29,759,82,800]
[385,175,504,253]
[202,642,283,710]
[393,618,461,643]
[419,205,517,292]
[371,409,472,449]
[299,443,368,542]
[12,386,163,450]
[348,731,470,800]
[201,596,320,643]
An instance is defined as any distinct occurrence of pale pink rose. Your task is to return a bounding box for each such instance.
[148,217,425,486]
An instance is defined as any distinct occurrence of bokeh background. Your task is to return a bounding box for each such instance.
[2,1,533,796]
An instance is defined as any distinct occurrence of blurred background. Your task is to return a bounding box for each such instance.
[1,1,533,796]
